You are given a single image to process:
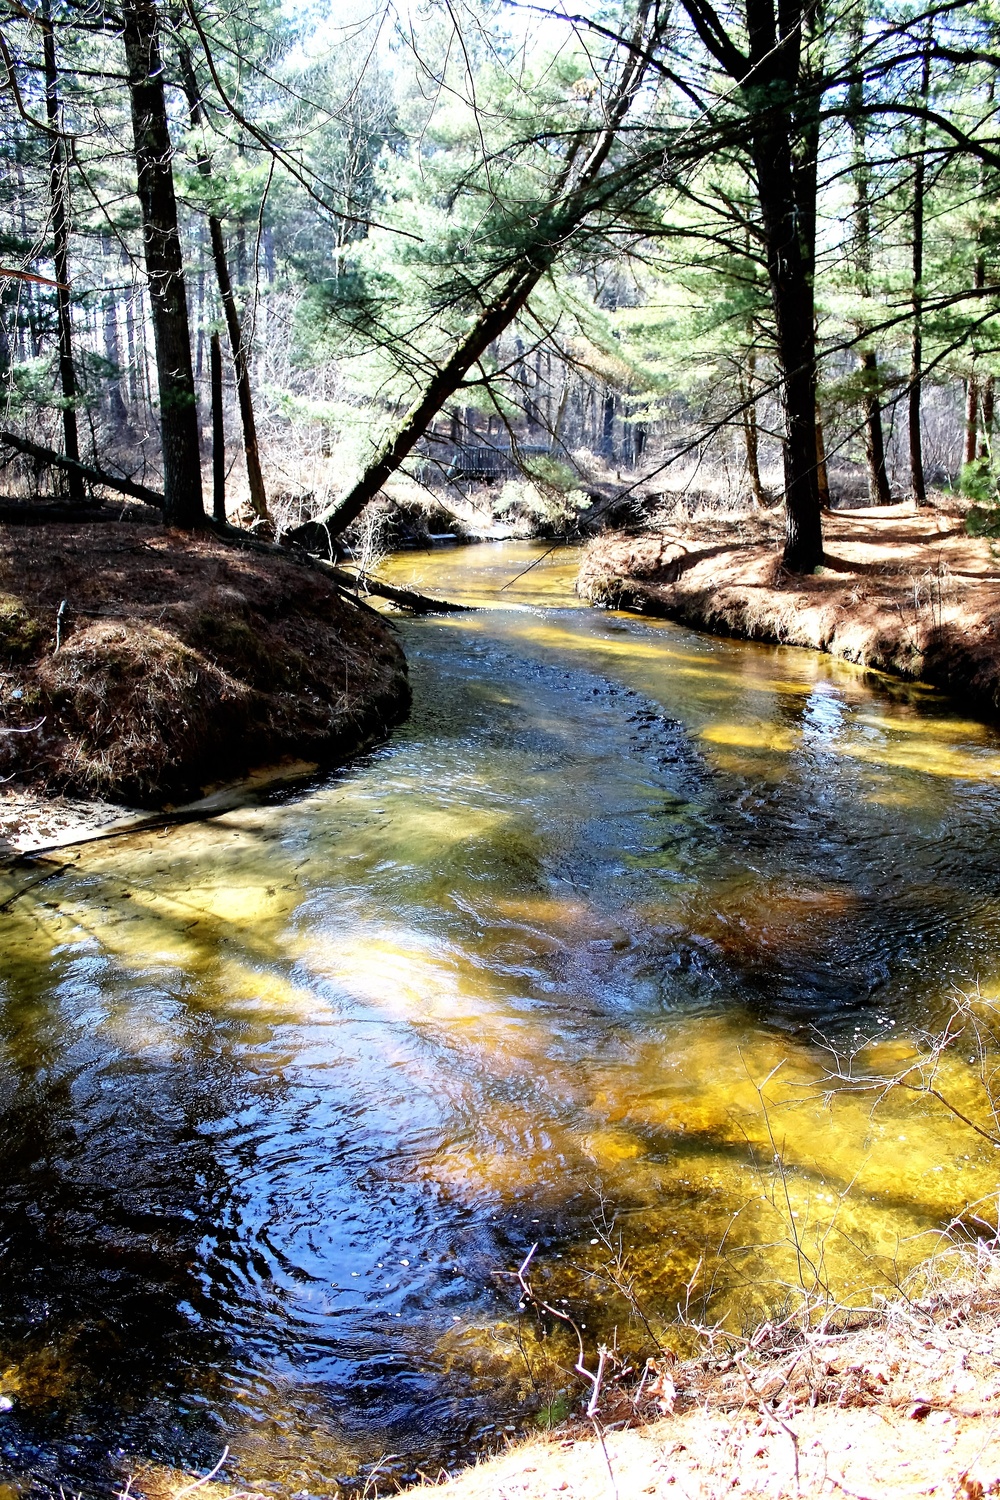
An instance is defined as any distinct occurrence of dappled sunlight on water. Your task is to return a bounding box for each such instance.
[2,543,1000,1493]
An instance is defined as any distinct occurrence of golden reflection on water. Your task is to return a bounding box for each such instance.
[2,542,1000,1491]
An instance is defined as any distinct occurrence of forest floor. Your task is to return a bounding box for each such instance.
[0,521,409,853]
[578,496,1000,716]
[398,1264,1000,1500]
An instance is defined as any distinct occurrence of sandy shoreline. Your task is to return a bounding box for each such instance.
[578,500,1000,720]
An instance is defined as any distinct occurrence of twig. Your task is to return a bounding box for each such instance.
[517,1244,609,1417]
[0,717,45,735]
[168,1447,230,1498]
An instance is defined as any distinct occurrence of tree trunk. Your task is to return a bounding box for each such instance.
[288,1,660,549]
[849,6,892,507]
[210,330,225,523]
[677,0,826,569]
[0,427,164,505]
[816,403,831,510]
[176,39,269,521]
[965,256,986,468]
[289,265,544,550]
[602,391,616,458]
[909,33,930,503]
[122,251,140,409]
[752,129,823,569]
[103,288,129,433]
[965,374,980,467]
[41,2,83,504]
[740,352,765,506]
[860,350,891,504]
[981,376,995,459]
[121,0,203,528]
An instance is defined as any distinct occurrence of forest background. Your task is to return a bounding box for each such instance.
[1,0,999,574]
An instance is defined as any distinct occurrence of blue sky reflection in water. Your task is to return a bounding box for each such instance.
[1,543,1000,1493]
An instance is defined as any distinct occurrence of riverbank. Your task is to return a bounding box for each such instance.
[0,522,409,849]
[578,499,1000,714]
[404,1258,1000,1499]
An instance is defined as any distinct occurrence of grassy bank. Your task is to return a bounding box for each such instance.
[0,522,409,844]
[578,500,1000,715]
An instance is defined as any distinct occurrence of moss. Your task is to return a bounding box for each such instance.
[0,594,44,663]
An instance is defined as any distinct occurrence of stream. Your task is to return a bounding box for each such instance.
[2,541,1000,1494]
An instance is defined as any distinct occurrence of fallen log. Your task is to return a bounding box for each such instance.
[329,567,470,614]
[0,430,165,508]
[0,501,161,525]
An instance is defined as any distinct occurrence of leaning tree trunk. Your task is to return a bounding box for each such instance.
[41,1,83,504]
[122,0,203,527]
[288,0,659,551]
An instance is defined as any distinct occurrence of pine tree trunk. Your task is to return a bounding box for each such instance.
[849,7,892,507]
[177,42,268,521]
[860,351,891,504]
[103,290,129,433]
[741,352,765,506]
[816,404,831,510]
[964,256,986,468]
[602,391,616,458]
[41,2,83,504]
[288,2,659,549]
[752,129,823,570]
[211,331,225,523]
[965,375,980,467]
[122,0,203,527]
[909,34,930,503]
[981,376,995,459]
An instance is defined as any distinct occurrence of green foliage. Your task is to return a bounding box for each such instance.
[534,1390,572,1429]
[962,461,1000,537]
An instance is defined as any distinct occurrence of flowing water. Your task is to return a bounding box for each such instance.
[3,541,1000,1494]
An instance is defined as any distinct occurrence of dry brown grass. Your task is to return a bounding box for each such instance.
[397,1249,1000,1498]
[579,499,1000,715]
[0,523,409,805]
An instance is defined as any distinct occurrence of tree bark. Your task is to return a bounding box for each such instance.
[964,256,986,468]
[965,374,980,467]
[121,0,203,528]
[981,376,995,459]
[176,38,269,521]
[859,350,891,504]
[752,128,823,568]
[909,32,930,503]
[681,0,825,570]
[210,330,225,523]
[41,1,83,504]
[740,351,765,506]
[849,5,892,507]
[815,402,831,510]
[0,428,164,505]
